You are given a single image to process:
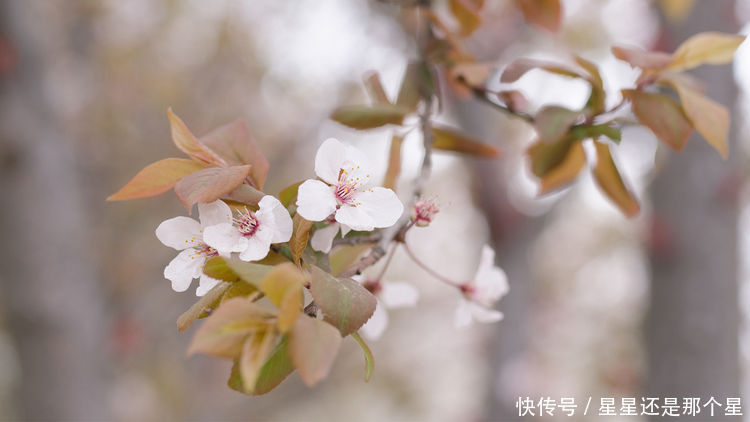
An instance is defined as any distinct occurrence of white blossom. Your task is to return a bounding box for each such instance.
[296,138,403,232]
[203,195,293,262]
[454,245,509,327]
[357,277,419,340]
[155,200,232,296]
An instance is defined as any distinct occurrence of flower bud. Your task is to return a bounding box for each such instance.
[411,199,439,227]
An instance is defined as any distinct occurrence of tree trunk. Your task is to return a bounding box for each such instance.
[0,2,109,419]
[647,0,740,417]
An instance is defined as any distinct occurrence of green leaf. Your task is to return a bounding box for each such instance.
[221,280,258,303]
[592,142,640,217]
[431,126,500,157]
[199,118,270,189]
[527,134,576,178]
[289,316,342,386]
[187,297,275,358]
[351,332,375,382]
[176,281,232,332]
[107,158,206,201]
[330,244,371,277]
[203,257,240,282]
[174,165,252,211]
[224,259,274,288]
[574,56,606,116]
[534,106,581,144]
[309,266,377,336]
[290,214,314,265]
[516,0,562,32]
[239,330,279,393]
[331,104,410,130]
[396,62,423,111]
[167,108,224,166]
[278,181,304,208]
[622,89,692,151]
[228,336,295,395]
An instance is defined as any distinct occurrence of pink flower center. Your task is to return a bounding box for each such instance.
[196,243,218,258]
[334,180,358,205]
[235,208,260,237]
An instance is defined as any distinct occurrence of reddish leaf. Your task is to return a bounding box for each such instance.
[592,142,640,217]
[452,62,492,87]
[516,0,562,32]
[108,158,206,201]
[331,104,410,130]
[289,316,342,386]
[611,46,673,71]
[187,297,275,358]
[227,184,264,207]
[363,71,391,104]
[199,119,270,189]
[432,125,499,157]
[174,165,252,211]
[309,266,377,336]
[498,90,529,112]
[167,108,224,166]
[621,89,692,151]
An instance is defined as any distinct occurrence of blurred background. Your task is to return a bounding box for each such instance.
[0,0,748,420]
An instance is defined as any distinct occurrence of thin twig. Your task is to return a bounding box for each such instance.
[332,232,382,247]
[402,242,461,288]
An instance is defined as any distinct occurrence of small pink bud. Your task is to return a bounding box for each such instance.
[411,199,439,227]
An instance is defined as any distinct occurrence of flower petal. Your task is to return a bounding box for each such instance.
[296,179,338,222]
[380,282,419,309]
[340,224,352,237]
[155,216,202,250]
[238,228,273,262]
[203,223,247,255]
[257,195,293,243]
[314,138,371,186]
[196,274,222,297]
[473,245,509,307]
[335,204,375,231]
[164,249,204,292]
[469,302,504,323]
[454,298,474,328]
[360,301,388,340]
[198,199,233,228]
[311,223,340,253]
[355,187,403,228]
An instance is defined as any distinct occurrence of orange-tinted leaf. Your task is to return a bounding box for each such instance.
[432,125,499,157]
[611,46,673,70]
[260,263,305,333]
[659,74,730,158]
[527,134,576,178]
[199,119,270,189]
[666,32,745,73]
[534,106,581,144]
[574,56,606,115]
[187,297,275,358]
[621,89,692,151]
[176,281,231,332]
[539,140,585,193]
[517,0,562,32]
[449,0,483,36]
[167,108,224,166]
[363,71,391,104]
[108,158,206,201]
[239,330,278,393]
[289,316,342,386]
[309,266,377,336]
[290,214,313,265]
[501,58,580,83]
[383,134,403,190]
[592,142,640,217]
[331,104,410,130]
[174,165,252,211]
